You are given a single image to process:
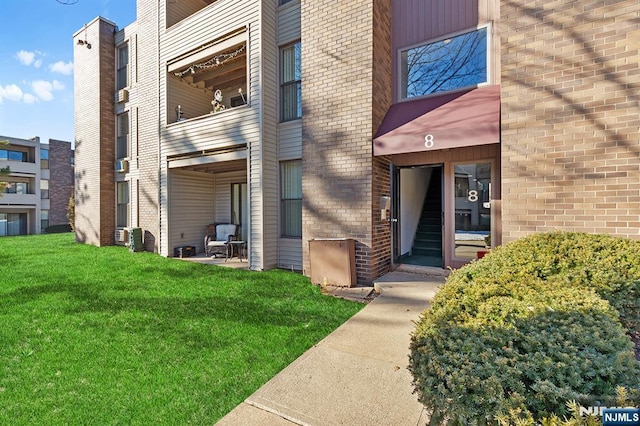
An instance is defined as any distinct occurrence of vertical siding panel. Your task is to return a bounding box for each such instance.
[260,0,279,269]
[277,1,301,44]
[168,170,215,253]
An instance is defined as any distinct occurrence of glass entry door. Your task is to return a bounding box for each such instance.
[453,162,491,260]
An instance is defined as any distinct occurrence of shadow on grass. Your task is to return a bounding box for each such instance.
[3,277,350,349]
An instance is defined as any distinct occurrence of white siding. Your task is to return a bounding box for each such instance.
[168,170,215,254]
[251,0,279,270]
[276,1,302,269]
[159,0,261,257]
[277,120,302,159]
[277,0,301,45]
[278,237,302,271]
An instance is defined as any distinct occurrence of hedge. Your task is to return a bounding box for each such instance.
[409,232,640,424]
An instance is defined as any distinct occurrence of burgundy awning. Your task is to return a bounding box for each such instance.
[373,85,500,156]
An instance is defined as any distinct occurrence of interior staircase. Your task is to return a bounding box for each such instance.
[410,171,442,266]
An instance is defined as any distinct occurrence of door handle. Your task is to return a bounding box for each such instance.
[391,218,398,223]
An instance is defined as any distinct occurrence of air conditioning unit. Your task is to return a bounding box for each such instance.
[114,228,129,243]
[115,159,128,173]
[116,89,129,103]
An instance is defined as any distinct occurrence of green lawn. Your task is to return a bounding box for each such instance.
[0,233,364,425]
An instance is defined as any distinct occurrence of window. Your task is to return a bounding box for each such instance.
[117,112,129,159]
[41,210,49,232]
[116,43,129,91]
[401,26,488,99]
[4,182,28,194]
[280,160,302,237]
[40,179,49,199]
[0,149,28,162]
[116,181,130,228]
[0,213,27,236]
[280,42,302,121]
[280,0,294,4]
[231,183,248,242]
[40,149,49,169]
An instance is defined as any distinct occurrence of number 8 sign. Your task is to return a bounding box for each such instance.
[424,134,434,149]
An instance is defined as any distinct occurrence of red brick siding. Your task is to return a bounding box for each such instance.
[48,139,74,226]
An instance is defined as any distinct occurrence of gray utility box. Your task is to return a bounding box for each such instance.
[309,238,356,288]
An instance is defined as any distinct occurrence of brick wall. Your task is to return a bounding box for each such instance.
[301,0,392,284]
[137,0,160,252]
[501,0,640,242]
[73,18,116,246]
[48,139,74,226]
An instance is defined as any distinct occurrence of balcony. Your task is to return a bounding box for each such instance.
[166,0,219,29]
[0,193,38,206]
[167,32,248,125]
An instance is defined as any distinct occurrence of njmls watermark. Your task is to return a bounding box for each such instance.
[579,406,640,425]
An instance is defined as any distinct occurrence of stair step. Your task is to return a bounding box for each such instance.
[412,247,443,256]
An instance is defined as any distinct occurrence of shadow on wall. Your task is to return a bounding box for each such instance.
[501,0,640,217]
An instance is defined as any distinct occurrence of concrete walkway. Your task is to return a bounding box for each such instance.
[216,270,445,426]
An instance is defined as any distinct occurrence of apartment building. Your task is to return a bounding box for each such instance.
[0,136,74,236]
[74,0,640,284]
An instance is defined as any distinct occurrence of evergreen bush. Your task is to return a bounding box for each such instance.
[409,232,640,424]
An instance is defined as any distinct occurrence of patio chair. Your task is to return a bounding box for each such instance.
[205,223,237,258]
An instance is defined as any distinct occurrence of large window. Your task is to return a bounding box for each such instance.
[231,182,248,242]
[117,43,129,91]
[40,149,49,169]
[116,181,130,228]
[280,160,302,237]
[117,112,129,159]
[401,26,488,99]
[0,149,28,162]
[4,182,28,194]
[0,213,27,236]
[280,42,302,122]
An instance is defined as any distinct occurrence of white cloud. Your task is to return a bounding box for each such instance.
[31,80,64,101]
[16,50,35,66]
[16,50,44,68]
[23,93,37,104]
[0,84,24,103]
[50,61,74,75]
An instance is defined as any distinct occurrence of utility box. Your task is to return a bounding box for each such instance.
[309,238,356,287]
[128,227,144,252]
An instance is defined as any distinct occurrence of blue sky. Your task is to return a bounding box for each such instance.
[0,0,136,146]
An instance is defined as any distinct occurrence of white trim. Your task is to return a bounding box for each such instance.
[167,149,247,169]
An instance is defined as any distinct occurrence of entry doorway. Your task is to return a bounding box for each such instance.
[393,165,443,268]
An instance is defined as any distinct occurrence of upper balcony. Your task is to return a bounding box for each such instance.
[0,193,39,206]
[166,0,219,29]
[0,146,37,175]
[166,29,248,126]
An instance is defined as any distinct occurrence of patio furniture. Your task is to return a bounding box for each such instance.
[227,240,246,262]
[205,224,237,258]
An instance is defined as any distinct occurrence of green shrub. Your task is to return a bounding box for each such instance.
[409,232,640,425]
[447,232,640,332]
[44,223,73,233]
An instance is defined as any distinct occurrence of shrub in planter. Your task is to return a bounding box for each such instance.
[409,232,640,424]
